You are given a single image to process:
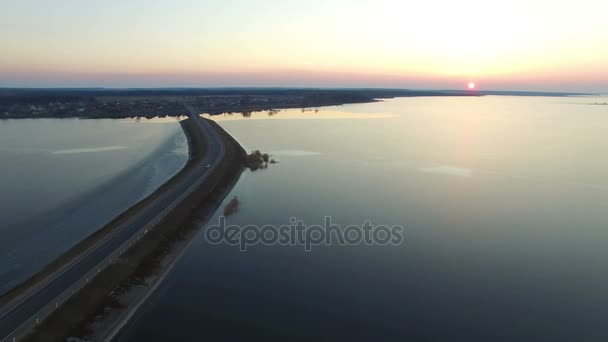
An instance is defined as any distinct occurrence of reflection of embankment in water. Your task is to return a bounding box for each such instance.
[0,129,188,295]
[223,197,240,216]
[141,132,188,196]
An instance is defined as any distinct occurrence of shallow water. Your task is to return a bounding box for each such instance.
[0,118,187,293]
[119,96,608,341]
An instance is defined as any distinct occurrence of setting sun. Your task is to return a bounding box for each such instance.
[468,82,476,89]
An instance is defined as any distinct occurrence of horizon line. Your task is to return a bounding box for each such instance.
[0,87,599,96]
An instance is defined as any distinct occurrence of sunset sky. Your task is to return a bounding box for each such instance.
[1,0,607,92]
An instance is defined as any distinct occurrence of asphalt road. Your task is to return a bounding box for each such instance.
[0,110,224,341]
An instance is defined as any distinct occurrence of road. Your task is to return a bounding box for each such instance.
[0,109,224,342]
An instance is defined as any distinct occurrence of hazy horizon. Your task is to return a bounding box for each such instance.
[1,0,607,92]
[0,86,600,95]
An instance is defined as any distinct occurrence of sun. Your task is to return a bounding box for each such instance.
[468,82,476,90]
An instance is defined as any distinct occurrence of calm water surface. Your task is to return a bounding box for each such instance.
[0,118,187,293]
[119,96,608,341]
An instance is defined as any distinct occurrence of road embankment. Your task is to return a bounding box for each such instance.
[11,116,245,341]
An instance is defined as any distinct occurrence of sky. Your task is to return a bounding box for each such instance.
[1,0,607,92]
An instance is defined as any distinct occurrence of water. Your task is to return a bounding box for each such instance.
[0,118,188,293]
[118,96,608,341]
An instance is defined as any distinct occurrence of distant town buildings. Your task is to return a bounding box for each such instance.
[0,93,370,119]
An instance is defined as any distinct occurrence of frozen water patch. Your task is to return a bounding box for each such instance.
[419,165,473,178]
[52,146,128,155]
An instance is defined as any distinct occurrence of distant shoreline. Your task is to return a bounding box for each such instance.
[0,88,481,120]
[0,88,595,120]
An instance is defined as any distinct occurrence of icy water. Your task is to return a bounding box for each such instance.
[118,96,608,341]
[0,118,187,293]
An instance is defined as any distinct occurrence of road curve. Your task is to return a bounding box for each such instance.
[0,109,224,342]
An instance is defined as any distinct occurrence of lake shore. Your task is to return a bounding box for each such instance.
[0,88,482,119]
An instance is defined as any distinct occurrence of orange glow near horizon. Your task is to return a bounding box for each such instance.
[0,0,607,91]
